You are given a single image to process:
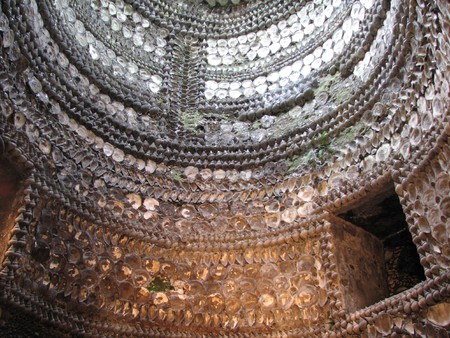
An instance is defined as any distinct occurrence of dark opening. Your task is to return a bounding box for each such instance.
[0,148,25,261]
[339,186,425,296]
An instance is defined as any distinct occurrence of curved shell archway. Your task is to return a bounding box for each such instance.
[0,0,449,336]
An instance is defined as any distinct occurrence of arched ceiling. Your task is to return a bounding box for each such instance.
[0,0,449,336]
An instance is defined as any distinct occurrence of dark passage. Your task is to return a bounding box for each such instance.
[339,189,426,295]
[0,153,24,260]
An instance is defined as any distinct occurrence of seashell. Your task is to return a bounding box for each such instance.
[259,263,280,279]
[142,197,159,211]
[225,297,241,315]
[241,292,258,308]
[375,143,392,162]
[133,269,150,287]
[14,112,26,128]
[127,193,142,209]
[263,211,280,228]
[153,292,169,306]
[49,253,66,272]
[208,293,225,313]
[208,55,222,66]
[373,313,393,335]
[297,186,315,201]
[259,293,276,309]
[98,257,113,274]
[28,76,42,94]
[110,246,124,261]
[439,196,450,218]
[277,291,294,310]
[116,262,133,282]
[294,284,318,308]
[297,202,314,217]
[281,206,297,223]
[38,139,52,154]
[67,245,82,264]
[82,251,97,268]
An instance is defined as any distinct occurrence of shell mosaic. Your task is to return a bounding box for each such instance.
[0,0,449,336]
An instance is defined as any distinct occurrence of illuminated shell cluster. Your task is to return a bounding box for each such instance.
[0,0,449,336]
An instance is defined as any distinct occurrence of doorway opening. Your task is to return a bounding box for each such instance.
[0,142,27,262]
[338,185,426,296]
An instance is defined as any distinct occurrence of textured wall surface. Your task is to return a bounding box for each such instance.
[330,218,389,313]
[0,0,449,336]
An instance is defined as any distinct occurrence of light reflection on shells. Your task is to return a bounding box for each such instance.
[0,0,449,336]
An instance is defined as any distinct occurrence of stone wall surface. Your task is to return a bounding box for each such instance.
[0,0,449,336]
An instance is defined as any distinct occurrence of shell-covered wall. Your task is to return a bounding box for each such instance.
[0,0,449,336]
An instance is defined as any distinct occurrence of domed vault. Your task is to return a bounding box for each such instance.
[0,0,449,337]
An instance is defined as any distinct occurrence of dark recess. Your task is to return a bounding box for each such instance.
[339,191,426,295]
